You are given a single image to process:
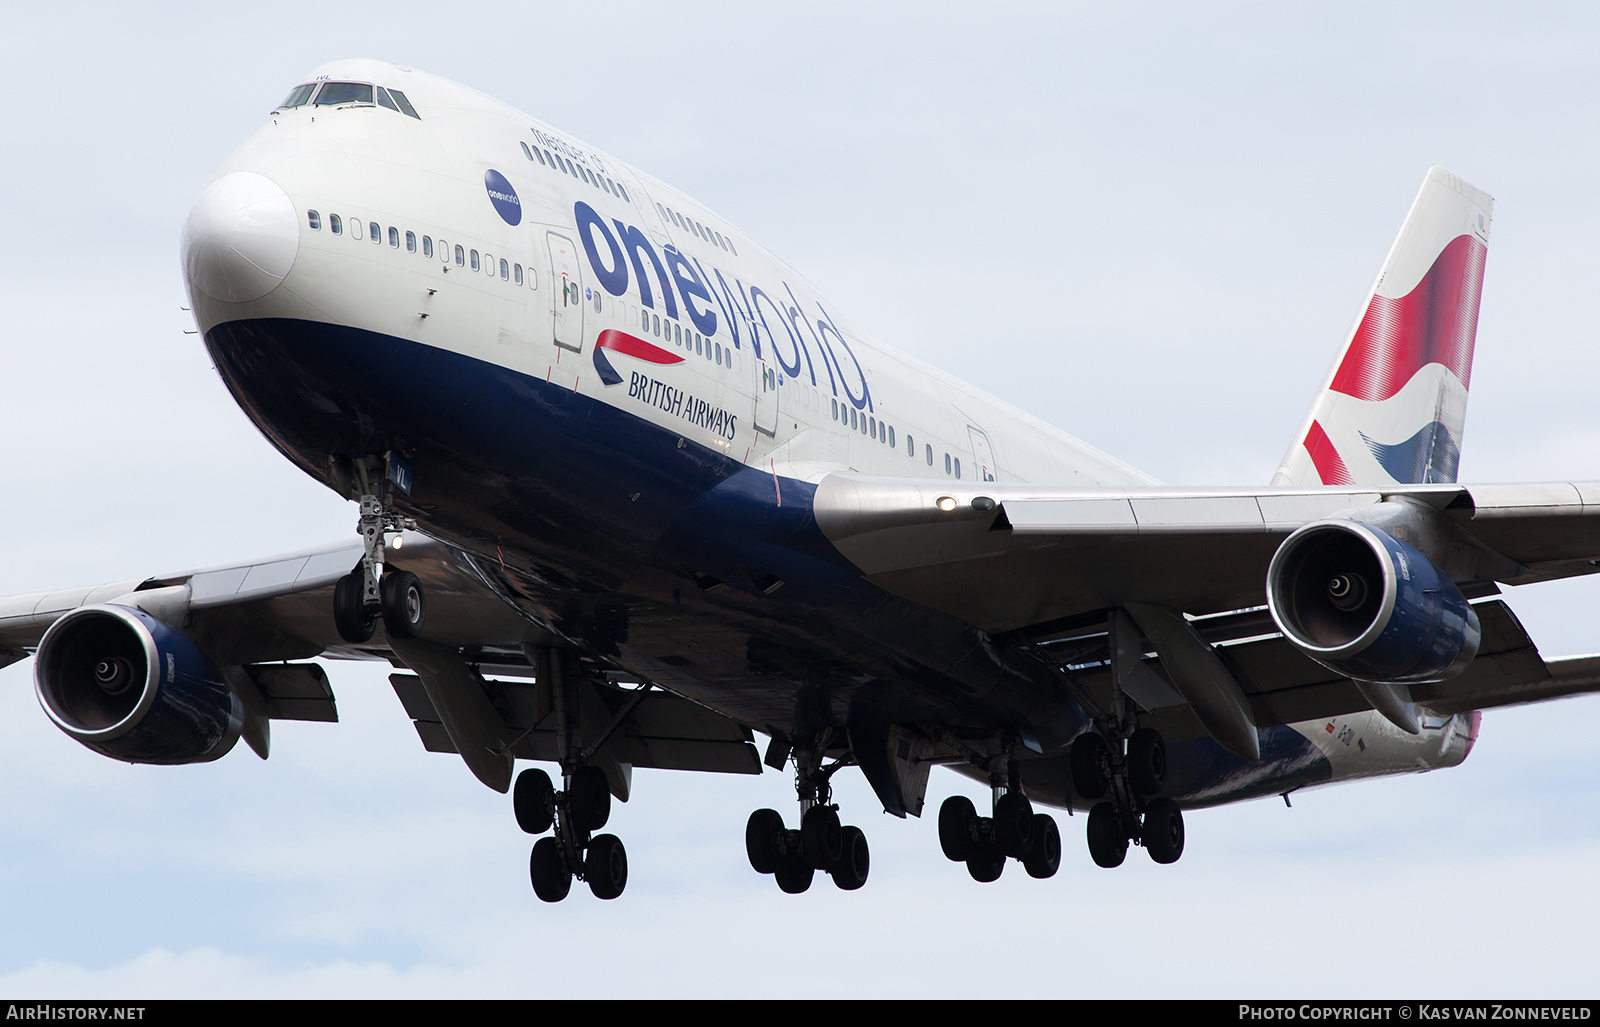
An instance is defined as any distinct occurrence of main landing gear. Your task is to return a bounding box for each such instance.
[517,764,629,901]
[745,732,871,893]
[1071,726,1185,868]
[936,756,1061,882]
[332,453,426,644]
[516,647,630,902]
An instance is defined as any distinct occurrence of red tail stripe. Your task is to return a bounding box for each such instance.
[1304,419,1353,485]
[596,328,684,365]
[1329,234,1486,402]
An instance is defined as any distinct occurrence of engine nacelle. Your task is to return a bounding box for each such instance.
[34,604,243,764]
[1266,519,1480,684]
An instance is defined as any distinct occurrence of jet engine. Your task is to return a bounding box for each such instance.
[34,604,243,764]
[1266,519,1480,684]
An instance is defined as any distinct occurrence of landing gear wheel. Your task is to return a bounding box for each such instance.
[1087,801,1128,868]
[586,833,628,899]
[513,768,555,834]
[745,808,787,874]
[832,826,870,890]
[332,572,375,644]
[1023,813,1061,879]
[994,790,1036,858]
[1128,727,1167,796]
[1143,797,1185,864]
[774,853,814,894]
[801,804,842,871]
[568,765,611,832]
[938,795,978,862]
[966,843,1005,883]
[529,836,571,902]
[1070,731,1112,800]
[380,569,426,639]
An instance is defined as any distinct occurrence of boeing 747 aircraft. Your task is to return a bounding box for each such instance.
[5,59,1598,902]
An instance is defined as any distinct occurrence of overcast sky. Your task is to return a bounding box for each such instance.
[3,0,1600,999]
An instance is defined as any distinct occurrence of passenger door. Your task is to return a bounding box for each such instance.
[547,231,584,353]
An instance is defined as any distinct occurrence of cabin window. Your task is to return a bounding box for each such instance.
[907,434,914,456]
[484,253,493,272]
[850,408,858,429]
[616,184,630,202]
[514,263,523,285]
[314,82,374,107]
[831,399,839,420]
[954,458,962,478]
[353,218,366,240]
[715,343,723,364]
[406,231,416,253]
[307,210,320,230]
[656,203,668,220]
[279,84,316,109]
[501,259,510,281]
[423,236,433,257]
[603,178,614,195]
[532,146,546,166]
[869,417,876,439]
[369,222,380,243]
[926,444,933,465]
[330,214,342,235]
[470,250,480,271]
[387,89,421,119]
[653,314,660,336]
[887,426,895,447]
[455,245,465,266]
[592,288,600,311]
[944,453,952,474]
[543,149,556,167]
[389,227,400,248]
[641,309,650,332]
[521,141,534,161]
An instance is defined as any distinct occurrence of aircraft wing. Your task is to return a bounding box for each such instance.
[0,534,761,787]
[812,474,1600,724]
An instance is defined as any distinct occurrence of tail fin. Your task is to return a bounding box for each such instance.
[1273,167,1492,486]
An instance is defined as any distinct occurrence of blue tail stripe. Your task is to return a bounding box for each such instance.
[1360,420,1461,483]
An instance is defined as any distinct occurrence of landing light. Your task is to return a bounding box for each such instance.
[936,496,957,512]
[390,535,404,550]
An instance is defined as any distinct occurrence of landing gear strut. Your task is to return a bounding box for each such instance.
[745,730,871,892]
[937,749,1060,883]
[332,452,425,644]
[1073,722,1185,868]
[517,647,630,901]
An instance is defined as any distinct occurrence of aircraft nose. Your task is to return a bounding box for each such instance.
[182,171,299,303]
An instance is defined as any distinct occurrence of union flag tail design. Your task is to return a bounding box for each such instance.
[1273,167,1492,487]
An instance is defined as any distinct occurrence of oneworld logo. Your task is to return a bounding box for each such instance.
[484,169,521,226]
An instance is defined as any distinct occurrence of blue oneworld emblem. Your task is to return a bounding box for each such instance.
[484,169,521,226]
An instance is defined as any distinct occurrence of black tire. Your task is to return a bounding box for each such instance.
[938,795,978,862]
[529,837,570,902]
[513,768,555,834]
[1143,797,1185,865]
[333,572,375,644]
[801,804,842,870]
[994,790,1035,859]
[1128,727,1167,796]
[745,808,786,874]
[774,853,814,894]
[1087,801,1128,869]
[1070,731,1112,800]
[567,765,611,833]
[586,833,628,899]
[1023,813,1061,879]
[832,826,870,891]
[966,843,1005,883]
[380,569,426,639]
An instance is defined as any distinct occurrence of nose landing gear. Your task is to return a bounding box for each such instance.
[332,452,425,645]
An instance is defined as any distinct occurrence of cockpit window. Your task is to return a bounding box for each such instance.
[387,88,421,119]
[376,87,400,112]
[313,82,374,106]
[279,84,316,109]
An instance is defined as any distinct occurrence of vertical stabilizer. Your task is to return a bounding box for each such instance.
[1273,167,1492,486]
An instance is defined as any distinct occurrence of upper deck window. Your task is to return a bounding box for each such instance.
[278,84,316,109]
[314,82,374,107]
